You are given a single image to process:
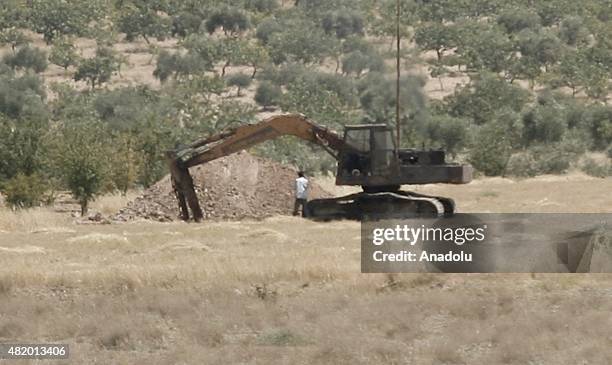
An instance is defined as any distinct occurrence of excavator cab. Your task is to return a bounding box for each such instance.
[339,125,396,181]
[337,124,472,190]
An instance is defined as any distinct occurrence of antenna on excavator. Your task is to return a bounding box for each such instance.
[395,0,401,156]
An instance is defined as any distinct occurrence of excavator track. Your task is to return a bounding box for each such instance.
[306,191,456,221]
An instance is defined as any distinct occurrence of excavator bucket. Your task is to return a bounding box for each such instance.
[167,152,203,221]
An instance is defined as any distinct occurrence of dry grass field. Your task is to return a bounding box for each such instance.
[0,175,611,364]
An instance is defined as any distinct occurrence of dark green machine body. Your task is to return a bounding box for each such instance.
[336,124,472,190]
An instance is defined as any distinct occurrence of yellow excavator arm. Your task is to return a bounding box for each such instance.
[166,114,346,221]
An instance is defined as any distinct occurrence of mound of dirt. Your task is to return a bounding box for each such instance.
[113,151,333,221]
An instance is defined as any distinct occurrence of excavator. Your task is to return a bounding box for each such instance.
[166,114,473,221]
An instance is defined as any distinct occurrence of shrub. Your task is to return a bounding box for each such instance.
[255,17,283,45]
[424,115,470,158]
[171,12,204,38]
[245,0,279,13]
[468,124,513,176]
[341,50,384,77]
[47,120,110,216]
[505,152,538,177]
[205,7,250,35]
[3,46,48,73]
[446,72,530,125]
[521,104,567,146]
[257,62,308,86]
[255,81,282,109]
[321,11,364,38]
[580,157,611,178]
[497,8,541,33]
[468,110,522,176]
[2,173,47,208]
[226,73,252,96]
[584,105,612,150]
[529,145,572,174]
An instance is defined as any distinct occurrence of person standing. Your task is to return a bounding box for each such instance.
[293,171,309,217]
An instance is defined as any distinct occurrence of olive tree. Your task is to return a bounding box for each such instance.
[255,81,282,110]
[0,27,30,53]
[49,37,80,71]
[3,46,48,73]
[47,118,110,216]
[226,73,252,96]
[74,47,123,90]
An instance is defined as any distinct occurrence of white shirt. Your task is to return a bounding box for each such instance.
[295,177,309,199]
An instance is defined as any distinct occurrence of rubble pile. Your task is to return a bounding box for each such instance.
[114,152,332,221]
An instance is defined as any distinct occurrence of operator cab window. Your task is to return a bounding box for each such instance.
[344,129,370,153]
[342,129,371,177]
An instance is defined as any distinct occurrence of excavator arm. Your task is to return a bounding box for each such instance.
[166,114,345,221]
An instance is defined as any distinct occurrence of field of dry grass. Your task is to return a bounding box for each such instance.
[0,176,611,364]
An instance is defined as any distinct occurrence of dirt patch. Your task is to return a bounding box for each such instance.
[114,152,332,221]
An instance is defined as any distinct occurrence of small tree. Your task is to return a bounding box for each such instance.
[445,72,530,125]
[48,119,109,216]
[226,73,252,96]
[414,22,458,62]
[109,132,140,195]
[424,115,470,158]
[0,27,30,53]
[468,110,522,176]
[153,51,181,82]
[0,73,47,121]
[74,47,122,90]
[255,17,283,45]
[49,37,80,72]
[205,7,250,36]
[255,81,282,110]
[117,1,171,43]
[521,104,567,146]
[456,24,514,74]
[28,0,91,43]
[496,8,541,34]
[559,16,589,46]
[182,34,221,72]
[244,43,269,78]
[267,21,335,65]
[171,12,204,38]
[0,117,48,182]
[321,11,364,38]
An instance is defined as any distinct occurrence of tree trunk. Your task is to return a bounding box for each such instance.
[80,199,88,217]
[251,65,257,79]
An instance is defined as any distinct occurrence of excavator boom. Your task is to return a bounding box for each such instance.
[176,114,344,168]
[167,114,344,221]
